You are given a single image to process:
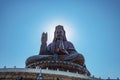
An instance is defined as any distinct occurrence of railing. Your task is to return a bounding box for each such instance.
[0,68,40,73]
[0,68,90,79]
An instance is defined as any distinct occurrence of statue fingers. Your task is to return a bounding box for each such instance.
[41,32,47,43]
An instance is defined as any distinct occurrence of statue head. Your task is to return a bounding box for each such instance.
[53,25,67,42]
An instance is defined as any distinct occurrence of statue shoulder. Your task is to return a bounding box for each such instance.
[64,41,73,45]
[64,41,75,48]
[48,42,54,47]
[47,42,55,50]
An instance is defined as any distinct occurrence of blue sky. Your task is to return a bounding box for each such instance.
[0,0,120,79]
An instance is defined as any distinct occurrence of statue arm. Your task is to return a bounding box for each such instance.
[67,42,77,54]
[39,32,47,55]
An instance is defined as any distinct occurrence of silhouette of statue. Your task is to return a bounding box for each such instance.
[39,25,85,66]
[26,25,90,76]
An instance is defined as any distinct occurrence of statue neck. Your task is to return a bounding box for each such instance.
[56,39,63,42]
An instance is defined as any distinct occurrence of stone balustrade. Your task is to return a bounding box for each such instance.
[0,68,90,79]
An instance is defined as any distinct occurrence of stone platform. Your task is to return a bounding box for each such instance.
[0,68,90,80]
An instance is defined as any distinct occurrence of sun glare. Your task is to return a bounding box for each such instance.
[43,20,75,43]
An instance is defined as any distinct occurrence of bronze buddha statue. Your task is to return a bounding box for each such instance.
[26,25,90,76]
[40,25,85,66]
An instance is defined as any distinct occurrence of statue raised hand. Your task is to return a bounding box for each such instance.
[39,32,47,55]
[41,32,47,44]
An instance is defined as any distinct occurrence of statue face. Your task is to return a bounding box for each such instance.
[55,26,64,40]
